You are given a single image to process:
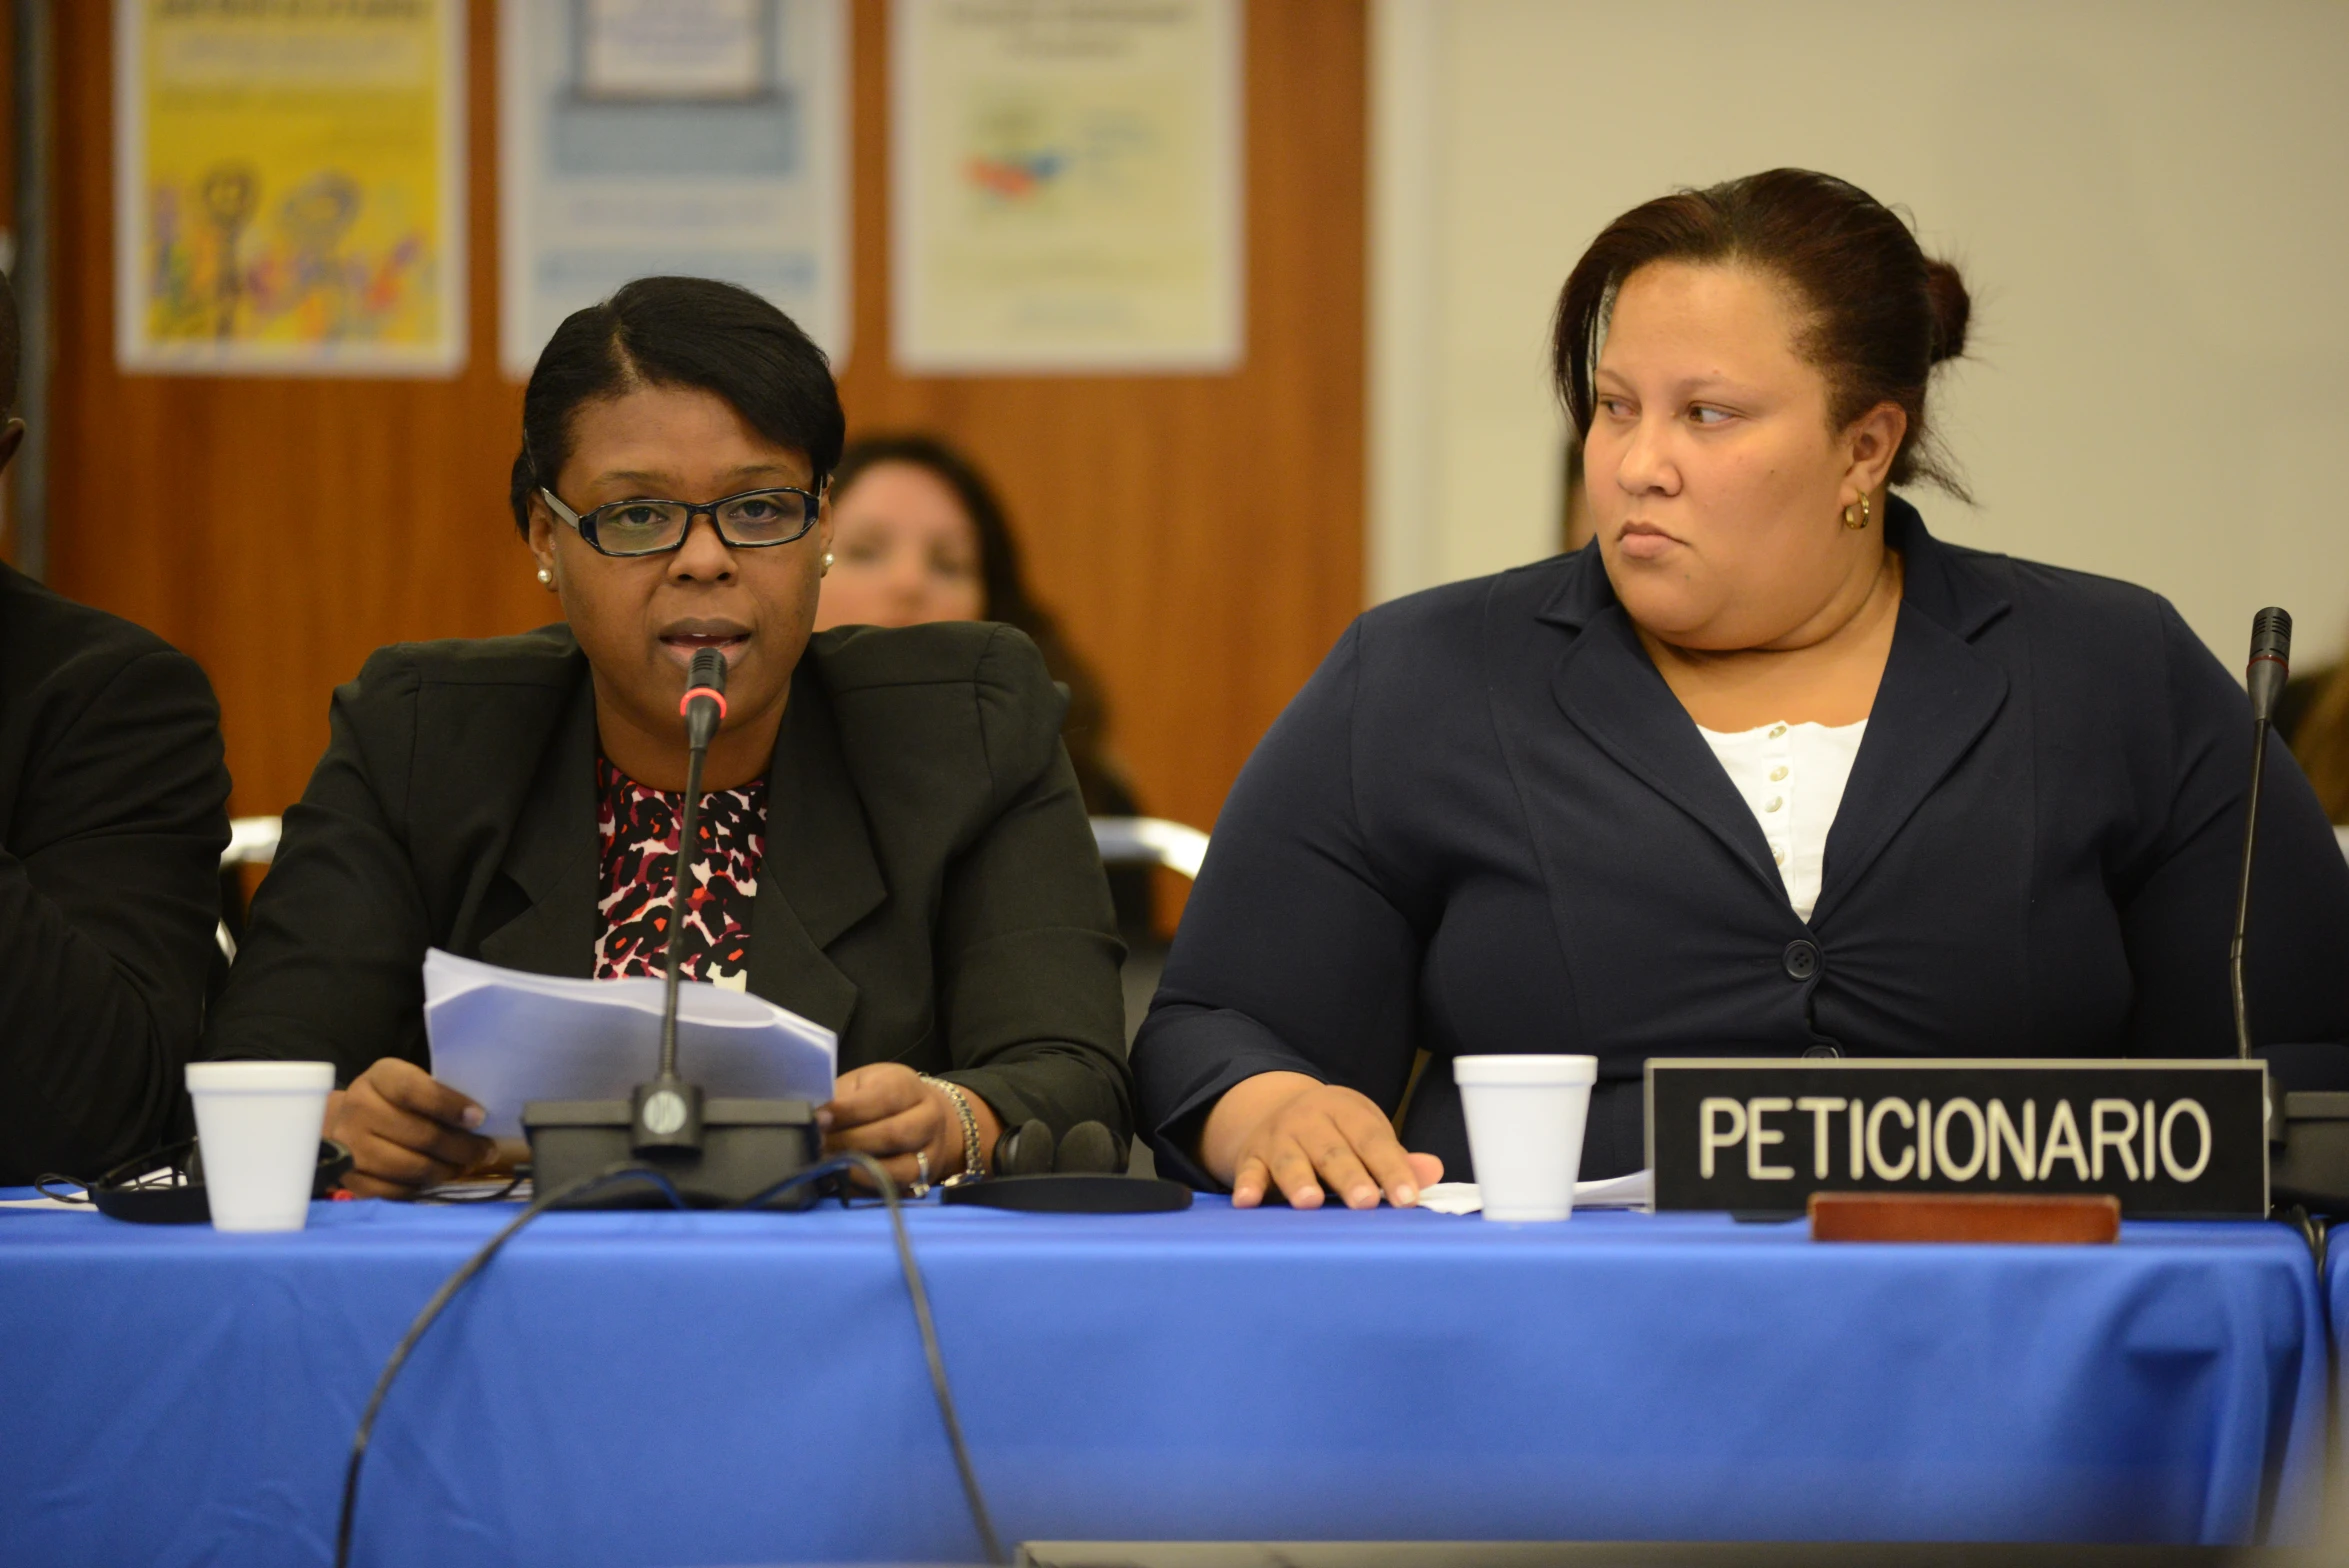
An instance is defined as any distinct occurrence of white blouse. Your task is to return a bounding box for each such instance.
[1694,719,1868,921]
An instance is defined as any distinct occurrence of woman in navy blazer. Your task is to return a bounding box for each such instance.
[1133,170,2349,1205]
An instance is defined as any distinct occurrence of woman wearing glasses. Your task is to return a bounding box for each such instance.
[203,277,1129,1197]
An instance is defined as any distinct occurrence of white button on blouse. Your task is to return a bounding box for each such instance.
[1695,719,1868,921]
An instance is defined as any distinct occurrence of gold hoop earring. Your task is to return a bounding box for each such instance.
[820,550,834,577]
[536,566,553,586]
[1841,495,1872,531]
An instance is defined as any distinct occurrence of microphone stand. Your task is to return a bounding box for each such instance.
[2232,608,2349,1214]
[522,649,818,1209]
[2233,608,2289,1061]
[2229,735,2272,1064]
[630,652,725,1156]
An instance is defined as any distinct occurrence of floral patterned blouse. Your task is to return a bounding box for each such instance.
[593,756,768,988]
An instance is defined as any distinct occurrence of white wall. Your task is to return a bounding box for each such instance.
[1370,0,2349,669]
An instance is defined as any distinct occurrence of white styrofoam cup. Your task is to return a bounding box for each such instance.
[185,1061,335,1232]
[1454,1054,1599,1221]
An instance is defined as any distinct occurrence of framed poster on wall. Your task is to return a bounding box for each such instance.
[499,0,851,379]
[113,0,467,376]
[891,0,1244,374]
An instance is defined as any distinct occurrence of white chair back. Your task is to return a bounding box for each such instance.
[215,815,1207,959]
[216,815,284,959]
[1089,816,1208,881]
[221,816,282,870]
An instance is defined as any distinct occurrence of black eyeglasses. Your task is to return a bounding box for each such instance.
[538,484,823,558]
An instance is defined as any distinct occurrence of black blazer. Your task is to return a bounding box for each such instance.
[1133,500,2349,1186]
[204,621,1132,1141]
[0,565,230,1183]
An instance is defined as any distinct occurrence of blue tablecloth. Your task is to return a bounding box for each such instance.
[2331,1239,2349,1410]
[0,1195,2326,1566]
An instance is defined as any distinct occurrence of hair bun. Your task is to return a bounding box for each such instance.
[1923,257,1971,364]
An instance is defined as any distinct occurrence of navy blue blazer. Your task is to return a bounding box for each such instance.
[1133,499,2349,1186]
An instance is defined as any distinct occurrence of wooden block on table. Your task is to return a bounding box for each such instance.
[1808,1191,2121,1244]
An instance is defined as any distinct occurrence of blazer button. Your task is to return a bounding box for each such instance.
[1783,939,1821,980]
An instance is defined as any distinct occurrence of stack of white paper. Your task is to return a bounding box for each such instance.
[422,950,838,1138]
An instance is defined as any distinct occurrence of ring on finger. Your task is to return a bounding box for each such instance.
[911,1149,932,1198]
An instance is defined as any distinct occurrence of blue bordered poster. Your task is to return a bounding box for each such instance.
[497,0,850,379]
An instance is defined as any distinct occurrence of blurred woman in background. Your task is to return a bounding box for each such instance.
[816,434,1155,941]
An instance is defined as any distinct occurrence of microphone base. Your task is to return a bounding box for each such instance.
[941,1173,1193,1214]
[523,1097,820,1209]
[2270,1091,2349,1212]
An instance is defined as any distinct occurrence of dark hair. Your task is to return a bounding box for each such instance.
[830,433,1136,818]
[509,276,845,536]
[1552,168,1972,497]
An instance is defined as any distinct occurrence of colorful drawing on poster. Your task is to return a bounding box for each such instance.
[114,0,465,375]
[892,0,1244,373]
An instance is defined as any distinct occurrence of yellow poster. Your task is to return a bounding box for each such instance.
[115,0,466,375]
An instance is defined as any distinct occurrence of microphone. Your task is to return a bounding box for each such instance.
[2231,608,2290,1061]
[2247,608,2292,722]
[680,646,728,752]
[2236,609,2349,1217]
[946,1118,1189,1212]
[1055,1121,1125,1175]
[522,646,819,1209]
[993,1118,1056,1177]
[635,647,730,1152]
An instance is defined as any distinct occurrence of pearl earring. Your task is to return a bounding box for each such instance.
[821,550,834,576]
[536,566,553,586]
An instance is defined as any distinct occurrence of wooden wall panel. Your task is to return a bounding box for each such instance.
[1,0,20,566]
[42,0,1365,929]
[47,0,531,820]
[833,0,1368,850]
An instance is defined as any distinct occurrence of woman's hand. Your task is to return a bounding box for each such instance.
[821,1063,1002,1189]
[325,1058,497,1199]
[1202,1070,1443,1210]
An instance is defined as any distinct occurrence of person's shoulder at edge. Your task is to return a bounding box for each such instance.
[0,560,210,691]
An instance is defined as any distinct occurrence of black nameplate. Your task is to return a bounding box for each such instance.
[1645,1059,2267,1218]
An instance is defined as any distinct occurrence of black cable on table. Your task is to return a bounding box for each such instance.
[334,1153,1006,1568]
[417,1170,529,1203]
[334,1164,689,1568]
[750,1152,1008,1565]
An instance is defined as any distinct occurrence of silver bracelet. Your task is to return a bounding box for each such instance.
[920,1075,984,1183]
